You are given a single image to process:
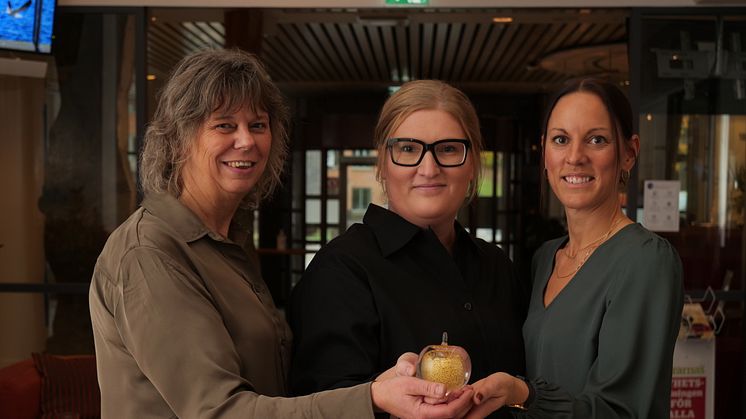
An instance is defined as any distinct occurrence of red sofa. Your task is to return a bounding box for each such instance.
[0,354,99,419]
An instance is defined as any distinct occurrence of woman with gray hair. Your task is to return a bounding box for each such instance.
[89,49,472,419]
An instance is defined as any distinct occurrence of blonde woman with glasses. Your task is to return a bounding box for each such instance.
[290,80,528,419]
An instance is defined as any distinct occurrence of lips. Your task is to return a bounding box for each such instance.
[224,160,256,169]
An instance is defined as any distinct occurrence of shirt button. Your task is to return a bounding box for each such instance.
[464,302,473,311]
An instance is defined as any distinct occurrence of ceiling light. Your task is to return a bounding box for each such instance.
[492,17,513,23]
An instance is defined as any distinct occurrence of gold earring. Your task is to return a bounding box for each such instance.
[620,170,630,186]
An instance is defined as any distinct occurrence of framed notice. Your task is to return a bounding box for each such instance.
[643,180,680,232]
[671,339,715,419]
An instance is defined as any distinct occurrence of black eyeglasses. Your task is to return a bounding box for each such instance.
[386,138,471,167]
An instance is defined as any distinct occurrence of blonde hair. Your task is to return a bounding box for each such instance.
[373,80,483,202]
[140,48,289,208]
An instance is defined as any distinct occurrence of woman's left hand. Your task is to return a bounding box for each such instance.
[464,373,528,419]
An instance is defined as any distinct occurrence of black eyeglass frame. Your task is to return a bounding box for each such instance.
[386,138,471,167]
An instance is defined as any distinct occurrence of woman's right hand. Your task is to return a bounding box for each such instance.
[371,376,474,419]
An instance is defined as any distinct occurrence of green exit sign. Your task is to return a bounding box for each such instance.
[385,0,429,5]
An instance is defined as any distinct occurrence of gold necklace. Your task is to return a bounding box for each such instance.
[556,215,625,279]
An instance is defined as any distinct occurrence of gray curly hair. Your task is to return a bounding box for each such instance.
[139,48,289,208]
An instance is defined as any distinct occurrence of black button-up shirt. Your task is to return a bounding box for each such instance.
[289,204,528,416]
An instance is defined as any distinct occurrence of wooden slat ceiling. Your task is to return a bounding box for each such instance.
[148,8,629,93]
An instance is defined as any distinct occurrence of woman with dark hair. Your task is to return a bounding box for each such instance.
[89,49,472,419]
[289,80,527,418]
[461,78,684,418]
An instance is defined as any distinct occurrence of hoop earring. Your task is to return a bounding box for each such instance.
[620,170,630,186]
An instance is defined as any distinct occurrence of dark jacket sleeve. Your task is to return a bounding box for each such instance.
[289,248,381,395]
[519,237,684,419]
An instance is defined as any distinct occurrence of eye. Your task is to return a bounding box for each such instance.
[250,121,268,132]
[399,144,416,153]
[215,123,236,132]
[551,135,568,145]
[441,144,458,153]
[588,135,608,145]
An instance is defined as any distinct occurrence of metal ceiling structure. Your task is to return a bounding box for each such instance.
[147,8,629,93]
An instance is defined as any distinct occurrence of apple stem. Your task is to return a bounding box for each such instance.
[441,331,449,346]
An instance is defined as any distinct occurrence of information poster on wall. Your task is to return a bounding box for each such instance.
[643,180,680,232]
[671,338,715,419]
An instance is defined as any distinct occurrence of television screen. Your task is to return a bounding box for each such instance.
[0,0,56,53]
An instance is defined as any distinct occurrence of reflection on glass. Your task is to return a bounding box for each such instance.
[639,114,746,231]
[305,199,321,224]
[477,152,505,199]
[327,226,340,241]
[306,150,321,195]
[327,199,340,224]
[305,225,321,242]
[476,228,493,242]
[327,150,340,195]
[346,164,385,228]
[305,244,321,269]
[478,152,494,198]
[638,113,745,291]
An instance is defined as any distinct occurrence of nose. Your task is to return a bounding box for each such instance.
[417,150,441,177]
[234,125,256,150]
[565,140,587,166]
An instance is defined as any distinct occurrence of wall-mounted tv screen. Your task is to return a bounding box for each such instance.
[0,0,56,53]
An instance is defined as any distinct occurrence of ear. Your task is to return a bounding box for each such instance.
[623,135,640,171]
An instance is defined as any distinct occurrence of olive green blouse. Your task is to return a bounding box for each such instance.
[89,193,374,418]
[521,223,684,419]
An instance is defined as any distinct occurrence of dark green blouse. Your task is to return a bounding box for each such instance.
[522,223,684,419]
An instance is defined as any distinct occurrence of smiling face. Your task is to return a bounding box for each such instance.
[544,91,636,213]
[382,109,474,229]
[180,106,272,207]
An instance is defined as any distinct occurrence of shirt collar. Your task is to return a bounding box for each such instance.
[142,193,251,246]
[363,203,479,257]
[453,219,483,256]
[363,204,420,257]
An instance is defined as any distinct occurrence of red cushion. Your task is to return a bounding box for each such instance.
[32,353,100,419]
[0,358,42,419]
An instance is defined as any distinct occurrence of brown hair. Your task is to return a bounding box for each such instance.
[140,48,289,208]
[373,80,483,202]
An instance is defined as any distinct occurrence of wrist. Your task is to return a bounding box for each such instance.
[507,375,534,410]
[370,381,384,413]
